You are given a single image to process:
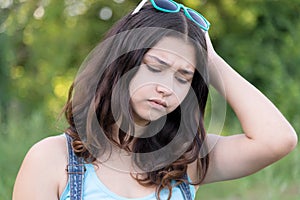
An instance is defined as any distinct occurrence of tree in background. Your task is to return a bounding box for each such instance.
[0,0,299,131]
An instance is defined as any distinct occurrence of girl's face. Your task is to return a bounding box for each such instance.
[129,37,196,126]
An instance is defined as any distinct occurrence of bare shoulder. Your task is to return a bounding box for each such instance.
[32,134,67,157]
[13,134,68,200]
[25,134,68,168]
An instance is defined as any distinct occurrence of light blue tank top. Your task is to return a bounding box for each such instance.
[60,163,196,200]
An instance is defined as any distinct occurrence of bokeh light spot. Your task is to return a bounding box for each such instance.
[114,0,125,3]
[33,6,45,20]
[99,7,113,21]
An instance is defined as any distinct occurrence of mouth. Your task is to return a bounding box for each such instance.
[148,98,167,108]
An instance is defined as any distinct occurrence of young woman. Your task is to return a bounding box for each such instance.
[13,1,297,200]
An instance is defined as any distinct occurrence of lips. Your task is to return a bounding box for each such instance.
[148,98,167,109]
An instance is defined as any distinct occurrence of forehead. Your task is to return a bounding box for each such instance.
[146,37,196,71]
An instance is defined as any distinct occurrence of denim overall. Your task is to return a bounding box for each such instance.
[65,133,193,200]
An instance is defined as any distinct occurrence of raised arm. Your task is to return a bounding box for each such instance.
[201,33,298,184]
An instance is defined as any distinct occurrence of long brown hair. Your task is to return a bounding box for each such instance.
[64,3,209,199]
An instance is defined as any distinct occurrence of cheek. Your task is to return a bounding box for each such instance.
[129,66,159,93]
[129,85,154,112]
[129,88,142,107]
[129,79,154,98]
[167,87,190,112]
[173,85,191,103]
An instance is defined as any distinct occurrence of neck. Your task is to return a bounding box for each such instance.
[133,123,148,137]
[113,116,149,141]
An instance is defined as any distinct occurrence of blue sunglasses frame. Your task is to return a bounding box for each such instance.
[132,0,210,32]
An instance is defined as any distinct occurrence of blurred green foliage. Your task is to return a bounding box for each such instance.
[0,0,300,199]
[1,0,299,131]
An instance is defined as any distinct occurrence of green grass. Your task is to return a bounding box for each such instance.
[1,110,299,200]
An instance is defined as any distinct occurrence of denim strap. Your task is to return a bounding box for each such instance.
[65,133,85,200]
[178,174,193,200]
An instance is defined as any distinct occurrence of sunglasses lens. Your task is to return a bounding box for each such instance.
[187,9,208,28]
[153,0,178,11]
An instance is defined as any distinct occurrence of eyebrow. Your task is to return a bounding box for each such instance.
[147,55,194,76]
[178,69,194,76]
[148,55,171,68]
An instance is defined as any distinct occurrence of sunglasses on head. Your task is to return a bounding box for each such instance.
[132,0,210,32]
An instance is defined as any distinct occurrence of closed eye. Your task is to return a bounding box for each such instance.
[175,70,193,84]
[175,76,189,84]
[146,64,162,73]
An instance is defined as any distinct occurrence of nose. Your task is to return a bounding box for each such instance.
[155,73,174,96]
[156,84,173,97]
